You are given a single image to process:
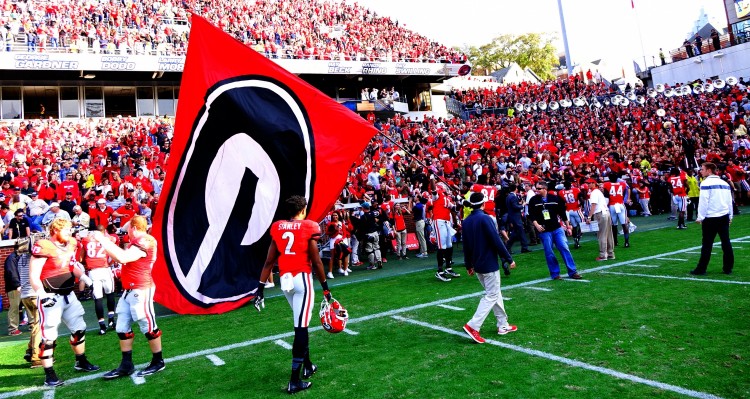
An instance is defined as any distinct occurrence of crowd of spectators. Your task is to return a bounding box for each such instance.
[0,0,466,63]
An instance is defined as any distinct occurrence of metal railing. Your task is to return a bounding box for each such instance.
[667,33,733,63]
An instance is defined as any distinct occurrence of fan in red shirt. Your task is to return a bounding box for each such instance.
[255,196,334,394]
[668,168,688,229]
[91,199,114,228]
[78,225,117,335]
[113,198,138,228]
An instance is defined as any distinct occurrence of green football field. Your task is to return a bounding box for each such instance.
[1,214,748,399]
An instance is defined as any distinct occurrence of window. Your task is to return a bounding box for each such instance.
[137,87,155,116]
[157,87,176,116]
[60,87,80,118]
[85,87,104,118]
[1,87,22,119]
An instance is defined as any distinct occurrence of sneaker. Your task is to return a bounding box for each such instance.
[108,319,115,330]
[74,360,100,372]
[264,282,275,289]
[402,255,409,260]
[569,273,583,280]
[366,265,378,270]
[552,275,562,280]
[103,366,135,379]
[435,271,451,282]
[287,380,312,394]
[302,364,317,379]
[337,268,345,274]
[343,270,349,276]
[99,323,107,335]
[462,324,485,344]
[382,258,388,263]
[8,329,22,336]
[326,272,334,279]
[353,261,364,266]
[689,269,707,276]
[723,269,733,275]
[20,320,28,326]
[44,376,64,387]
[444,268,461,278]
[624,241,630,248]
[137,360,165,377]
[608,255,616,260]
[498,325,518,335]
[377,261,383,269]
[24,350,32,363]
[677,225,687,230]
[595,257,607,262]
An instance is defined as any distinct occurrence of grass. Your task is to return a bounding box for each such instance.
[0,213,748,399]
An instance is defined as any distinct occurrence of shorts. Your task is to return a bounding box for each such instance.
[38,292,86,341]
[88,267,115,299]
[116,286,158,334]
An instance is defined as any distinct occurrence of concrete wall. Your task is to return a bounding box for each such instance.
[651,41,750,85]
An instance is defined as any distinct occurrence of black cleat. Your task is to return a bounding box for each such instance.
[521,249,532,253]
[108,319,115,330]
[287,380,312,394]
[624,241,630,248]
[99,323,107,335]
[689,269,707,276]
[24,350,32,363]
[136,360,165,377]
[302,364,317,379]
[44,377,64,387]
[74,360,100,372]
[103,366,135,380]
[444,268,461,278]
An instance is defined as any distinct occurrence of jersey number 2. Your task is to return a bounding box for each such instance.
[282,231,296,255]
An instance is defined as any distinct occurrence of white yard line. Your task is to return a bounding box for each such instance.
[685,251,715,255]
[205,354,225,366]
[437,304,465,311]
[274,340,293,350]
[130,375,145,385]
[342,329,359,336]
[41,390,54,399]
[391,316,724,399]
[600,272,749,285]
[656,257,688,262]
[524,287,552,292]
[3,235,748,399]
[627,264,660,268]
[562,279,590,283]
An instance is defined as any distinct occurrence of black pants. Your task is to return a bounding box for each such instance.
[687,197,699,221]
[695,215,733,273]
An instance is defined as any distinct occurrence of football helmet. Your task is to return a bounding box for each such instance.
[320,297,348,334]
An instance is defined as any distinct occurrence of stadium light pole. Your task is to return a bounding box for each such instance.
[557,0,573,76]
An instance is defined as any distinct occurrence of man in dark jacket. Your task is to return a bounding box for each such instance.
[5,243,23,336]
[505,183,530,253]
[461,192,517,344]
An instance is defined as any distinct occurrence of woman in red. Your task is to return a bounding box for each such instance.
[254,196,333,394]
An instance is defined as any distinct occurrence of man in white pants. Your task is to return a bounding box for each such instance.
[460,192,517,343]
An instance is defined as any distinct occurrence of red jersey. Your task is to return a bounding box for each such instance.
[471,184,497,216]
[121,234,157,289]
[80,234,115,270]
[636,186,650,199]
[431,192,454,221]
[33,238,77,290]
[604,181,627,205]
[270,219,321,276]
[669,174,686,196]
[559,188,581,211]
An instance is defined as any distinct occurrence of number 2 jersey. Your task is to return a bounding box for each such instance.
[270,219,322,276]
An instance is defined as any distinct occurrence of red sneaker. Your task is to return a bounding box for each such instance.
[498,325,518,335]
[463,324,485,344]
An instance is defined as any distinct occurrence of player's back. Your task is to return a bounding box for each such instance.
[271,219,321,275]
[472,184,497,215]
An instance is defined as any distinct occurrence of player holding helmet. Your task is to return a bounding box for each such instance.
[254,195,335,394]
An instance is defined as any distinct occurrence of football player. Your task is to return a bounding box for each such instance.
[559,182,584,249]
[254,195,333,394]
[92,216,165,379]
[29,218,99,387]
[78,225,117,335]
[604,174,631,247]
[430,182,459,281]
[668,168,689,229]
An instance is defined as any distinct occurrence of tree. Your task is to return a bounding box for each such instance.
[456,33,559,80]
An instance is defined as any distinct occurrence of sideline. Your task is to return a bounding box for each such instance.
[600,271,749,285]
[392,315,724,399]
[2,236,748,399]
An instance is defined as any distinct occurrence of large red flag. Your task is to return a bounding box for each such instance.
[152,16,377,314]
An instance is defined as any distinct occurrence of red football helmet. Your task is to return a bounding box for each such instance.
[320,298,348,334]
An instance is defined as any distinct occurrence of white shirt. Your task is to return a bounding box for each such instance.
[696,175,733,222]
[588,188,608,215]
[28,199,50,216]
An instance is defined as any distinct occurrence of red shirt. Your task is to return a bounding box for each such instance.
[91,206,114,227]
[115,205,137,226]
[636,186,650,199]
[121,234,157,289]
[269,219,321,276]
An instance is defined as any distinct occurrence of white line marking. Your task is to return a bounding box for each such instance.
[206,354,225,366]
[2,235,748,399]
[525,287,552,292]
[504,297,512,300]
[42,390,55,399]
[131,375,145,385]
[563,279,590,283]
[656,257,688,261]
[685,252,716,255]
[600,272,749,285]
[628,264,660,268]
[392,316,724,399]
[437,304,465,311]
[342,329,359,335]
[274,339,293,350]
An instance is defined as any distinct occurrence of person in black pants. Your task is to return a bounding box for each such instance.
[505,184,530,253]
[691,162,734,275]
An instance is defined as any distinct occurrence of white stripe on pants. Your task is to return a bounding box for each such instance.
[283,272,315,328]
[467,271,509,331]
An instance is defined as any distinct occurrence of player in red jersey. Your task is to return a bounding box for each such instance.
[559,182,584,249]
[471,175,499,217]
[255,195,333,394]
[78,225,117,335]
[93,216,165,379]
[430,182,459,281]
[603,174,631,247]
[29,218,99,387]
[668,168,688,229]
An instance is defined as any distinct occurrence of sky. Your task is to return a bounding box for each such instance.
[352,0,727,70]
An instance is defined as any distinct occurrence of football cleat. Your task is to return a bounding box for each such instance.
[74,360,100,372]
[435,272,451,282]
[137,360,166,377]
[302,364,317,379]
[320,298,348,334]
[99,323,107,336]
[44,377,64,387]
[444,268,460,278]
[108,318,115,330]
[287,380,312,394]
[102,366,135,379]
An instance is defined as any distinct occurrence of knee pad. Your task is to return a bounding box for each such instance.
[145,328,162,341]
[39,340,57,359]
[70,330,86,346]
[117,331,135,341]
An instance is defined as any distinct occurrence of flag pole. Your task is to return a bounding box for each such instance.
[556,0,573,76]
[632,0,648,70]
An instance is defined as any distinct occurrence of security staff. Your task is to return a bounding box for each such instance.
[359,202,383,270]
[691,162,734,275]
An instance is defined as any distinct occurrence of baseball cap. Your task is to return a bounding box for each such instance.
[49,202,60,208]
[30,191,38,196]
[361,202,371,209]
[97,198,106,204]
